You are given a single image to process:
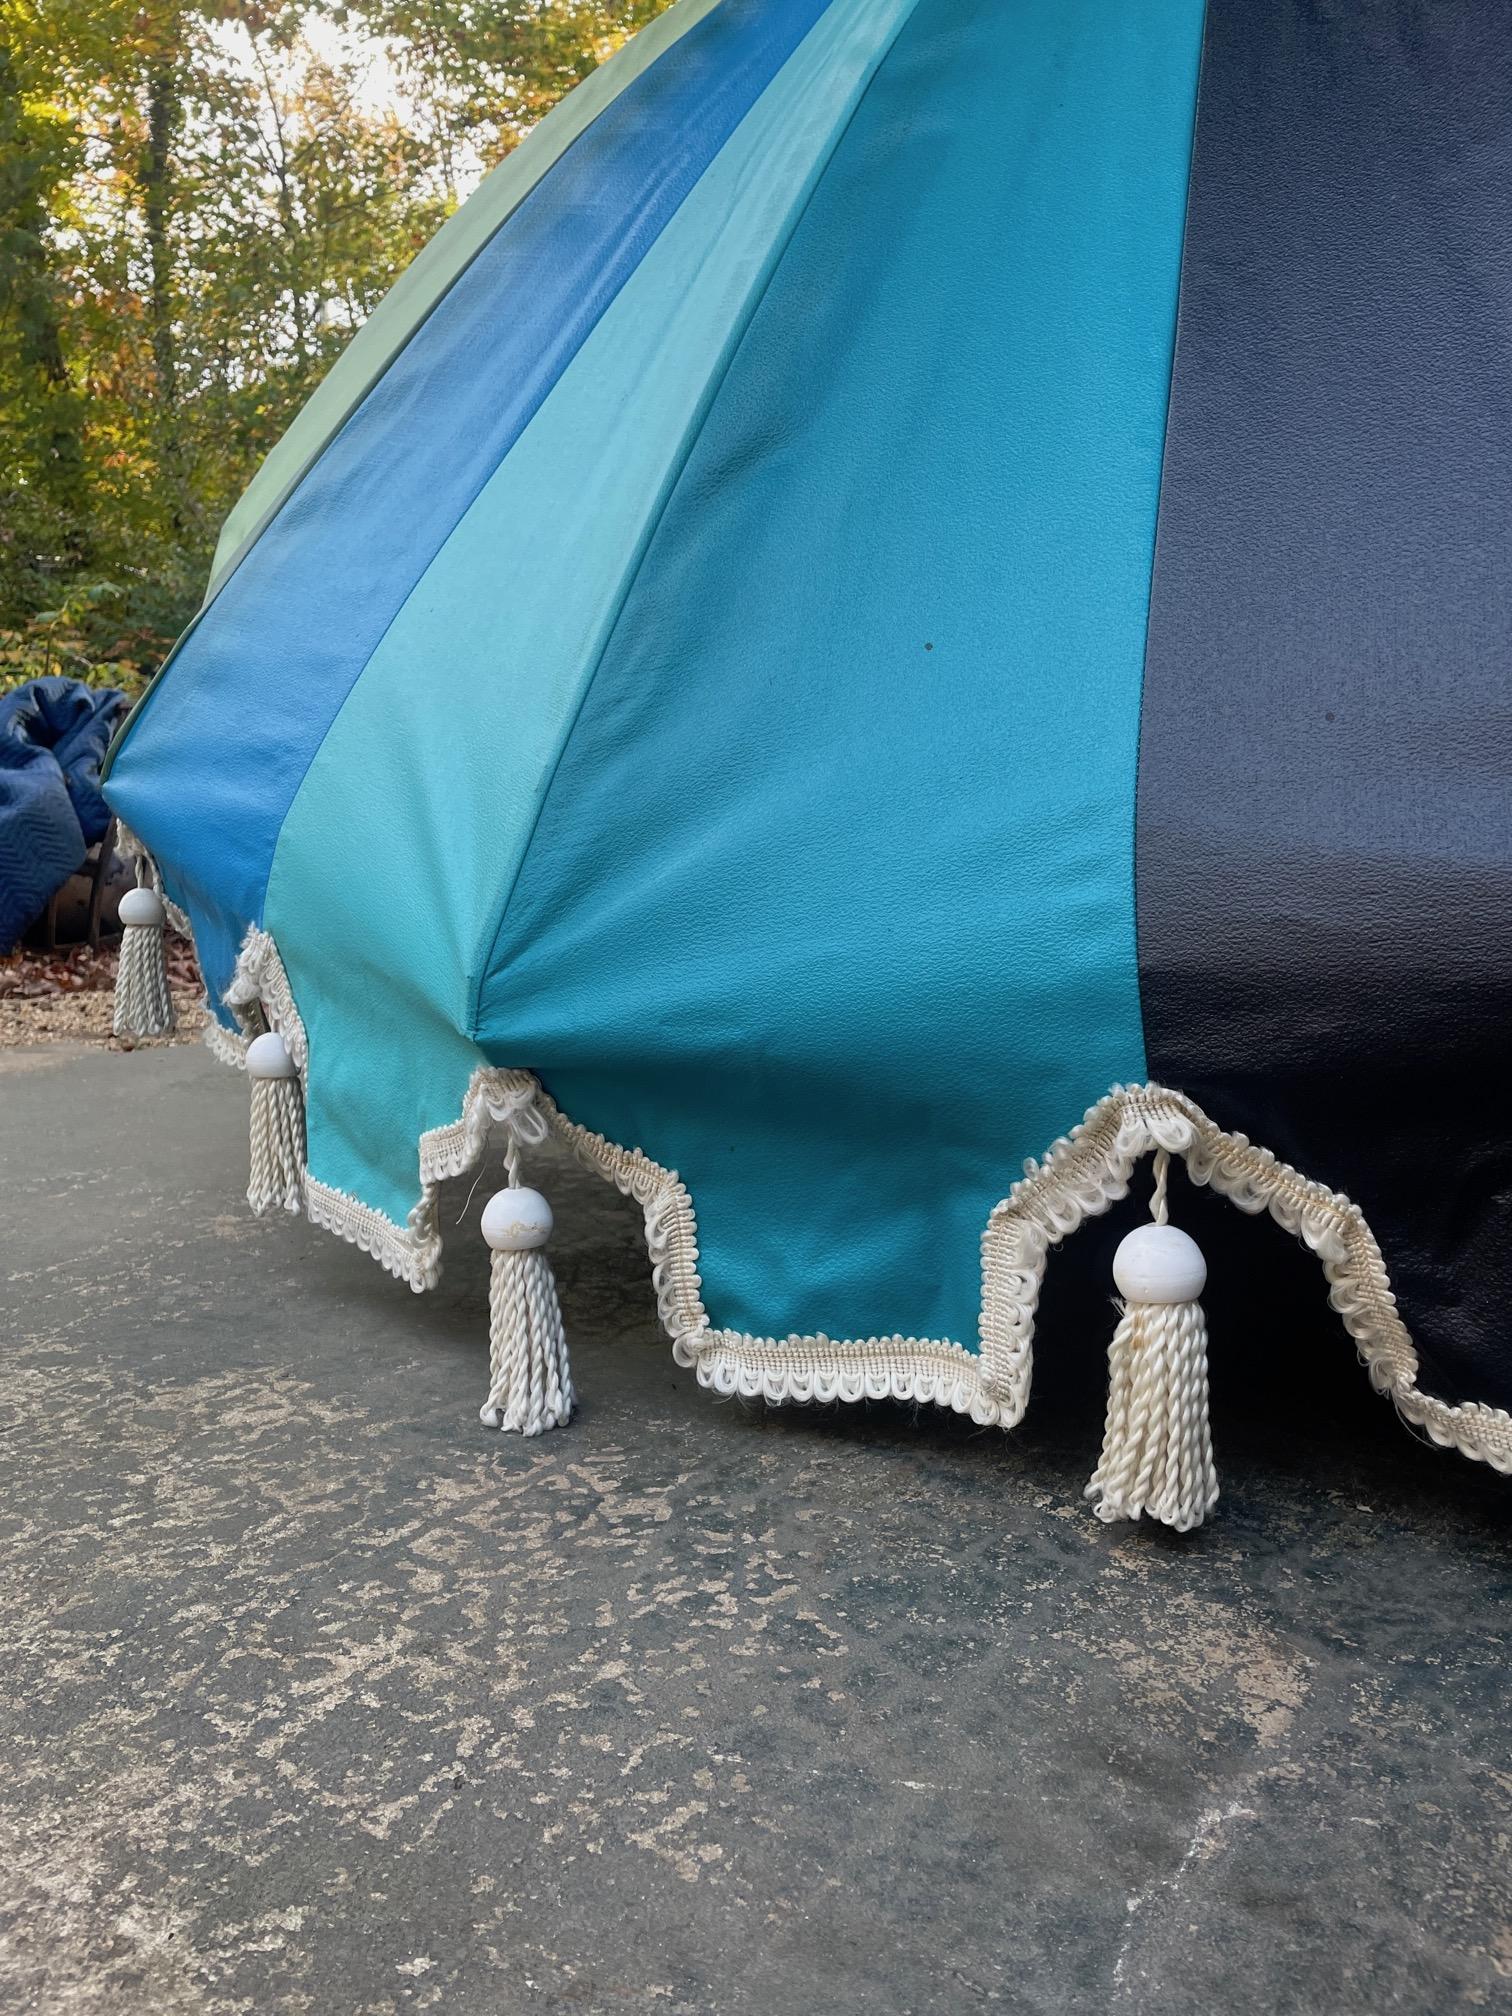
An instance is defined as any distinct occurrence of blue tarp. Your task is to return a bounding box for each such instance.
[0,678,127,954]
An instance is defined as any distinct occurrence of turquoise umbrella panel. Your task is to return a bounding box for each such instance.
[475,0,1205,1345]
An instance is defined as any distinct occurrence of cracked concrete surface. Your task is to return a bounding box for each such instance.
[2,1041,1510,2014]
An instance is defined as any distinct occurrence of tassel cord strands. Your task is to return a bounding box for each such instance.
[246,1030,305,1216]
[1085,1148,1218,1532]
[112,858,175,1039]
[480,1134,573,1435]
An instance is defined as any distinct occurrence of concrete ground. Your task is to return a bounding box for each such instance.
[2,1040,1510,2016]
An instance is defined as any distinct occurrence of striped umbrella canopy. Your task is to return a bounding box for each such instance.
[105,0,1512,1523]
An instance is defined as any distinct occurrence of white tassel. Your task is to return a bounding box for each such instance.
[1086,1149,1217,1533]
[112,866,175,1038]
[245,1030,304,1215]
[479,1182,573,1435]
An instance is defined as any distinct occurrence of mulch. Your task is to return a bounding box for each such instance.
[0,935,202,1000]
[0,936,205,1048]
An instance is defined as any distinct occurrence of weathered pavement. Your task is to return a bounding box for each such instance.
[2,1041,1510,2015]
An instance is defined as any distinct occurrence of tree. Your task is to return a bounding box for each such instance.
[0,19,88,611]
[0,0,673,694]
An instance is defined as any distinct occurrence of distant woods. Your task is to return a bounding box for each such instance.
[0,0,669,692]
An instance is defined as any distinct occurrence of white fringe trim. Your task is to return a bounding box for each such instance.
[209,926,1512,1478]
[202,1016,248,1069]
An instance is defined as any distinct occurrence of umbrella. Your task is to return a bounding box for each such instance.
[104,0,1512,1525]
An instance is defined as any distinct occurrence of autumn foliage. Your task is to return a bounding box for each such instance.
[0,0,670,695]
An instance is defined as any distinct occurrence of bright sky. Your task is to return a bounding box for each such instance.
[207,13,494,201]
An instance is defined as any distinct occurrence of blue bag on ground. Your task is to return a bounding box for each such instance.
[0,677,127,954]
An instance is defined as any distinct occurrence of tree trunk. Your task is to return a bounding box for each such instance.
[144,55,178,409]
[143,47,185,529]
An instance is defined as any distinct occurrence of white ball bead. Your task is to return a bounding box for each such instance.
[245,1031,297,1081]
[119,886,166,930]
[481,1187,553,1252]
[1113,1222,1207,1305]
